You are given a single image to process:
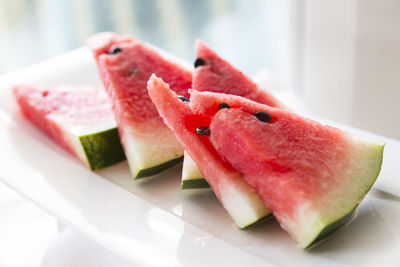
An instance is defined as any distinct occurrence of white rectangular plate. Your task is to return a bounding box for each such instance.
[1,48,400,267]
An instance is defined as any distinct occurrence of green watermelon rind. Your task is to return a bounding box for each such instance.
[181,152,210,189]
[305,208,356,249]
[119,125,185,180]
[181,179,210,190]
[79,127,126,171]
[135,156,183,179]
[241,213,274,229]
[121,125,185,179]
[302,142,384,249]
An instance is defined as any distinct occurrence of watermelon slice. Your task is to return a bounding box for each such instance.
[87,32,192,179]
[13,85,125,170]
[182,40,286,189]
[147,75,271,228]
[193,40,285,107]
[188,90,384,248]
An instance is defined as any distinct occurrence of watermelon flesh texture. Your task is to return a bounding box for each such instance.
[182,40,286,189]
[193,39,285,108]
[189,90,384,248]
[13,85,125,170]
[147,75,271,228]
[87,32,192,178]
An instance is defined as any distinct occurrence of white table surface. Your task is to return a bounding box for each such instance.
[1,46,400,267]
[0,183,134,267]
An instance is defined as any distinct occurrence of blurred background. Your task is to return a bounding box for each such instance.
[0,0,399,265]
[0,0,294,79]
[1,0,399,140]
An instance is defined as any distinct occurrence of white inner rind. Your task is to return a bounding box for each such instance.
[281,136,384,248]
[182,151,203,181]
[214,171,271,228]
[121,123,184,178]
[48,113,118,167]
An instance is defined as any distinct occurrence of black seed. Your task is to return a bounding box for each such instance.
[195,126,210,135]
[108,45,122,54]
[218,102,230,110]
[194,58,206,68]
[178,95,190,102]
[253,111,271,122]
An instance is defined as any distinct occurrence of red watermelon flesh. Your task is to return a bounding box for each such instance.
[13,85,125,170]
[181,40,287,189]
[193,40,285,109]
[87,32,192,178]
[189,90,384,248]
[147,75,270,228]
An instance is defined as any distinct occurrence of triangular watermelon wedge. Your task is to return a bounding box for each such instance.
[87,32,192,179]
[182,40,286,189]
[14,85,125,170]
[193,39,285,107]
[147,75,271,228]
[189,90,384,248]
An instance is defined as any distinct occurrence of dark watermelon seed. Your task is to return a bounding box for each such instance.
[108,45,122,54]
[194,58,206,68]
[195,126,210,135]
[253,111,271,122]
[218,102,230,110]
[178,95,190,102]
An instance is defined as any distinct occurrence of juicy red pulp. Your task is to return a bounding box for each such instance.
[13,86,113,159]
[193,40,284,109]
[184,113,211,133]
[183,106,239,172]
[184,99,274,173]
[87,32,192,125]
[209,108,352,218]
[99,44,191,122]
